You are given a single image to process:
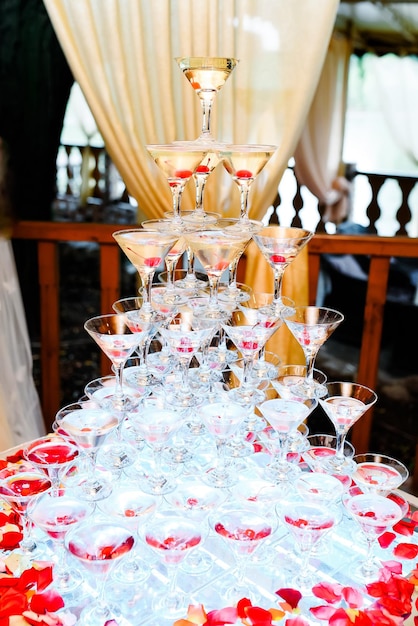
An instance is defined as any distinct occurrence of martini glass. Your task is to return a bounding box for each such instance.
[112,294,173,387]
[343,492,403,582]
[83,375,140,471]
[175,56,239,141]
[183,224,254,315]
[257,398,314,483]
[215,217,263,304]
[252,225,314,316]
[272,364,327,402]
[55,401,119,501]
[27,490,94,593]
[199,399,246,488]
[84,313,141,411]
[221,307,283,404]
[352,453,409,496]
[284,306,345,399]
[141,218,190,306]
[23,434,79,496]
[97,482,159,583]
[303,433,356,490]
[318,381,378,474]
[113,228,179,308]
[219,144,277,224]
[127,403,183,495]
[159,311,213,406]
[279,495,342,592]
[0,461,52,558]
[146,143,207,223]
[210,505,276,604]
[65,520,135,625]
[143,510,202,617]
[165,478,227,574]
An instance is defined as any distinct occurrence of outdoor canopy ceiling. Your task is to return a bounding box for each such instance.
[336,0,418,54]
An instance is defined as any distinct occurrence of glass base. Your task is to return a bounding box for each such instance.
[181,548,214,575]
[124,365,162,388]
[152,288,189,307]
[202,465,238,489]
[61,464,114,502]
[288,378,328,400]
[263,460,302,484]
[53,566,84,594]
[96,441,136,470]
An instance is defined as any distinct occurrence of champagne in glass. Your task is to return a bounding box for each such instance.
[55,401,119,501]
[175,56,239,141]
[285,306,344,399]
[279,495,341,591]
[65,520,135,624]
[219,144,277,224]
[113,228,179,308]
[28,490,94,593]
[353,452,409,496]
[143,510,202,616]
[146,143,207,223]
[318,381,378,474]
[0,461,52,558]
[252,226,314,316]
[343,492,403,582]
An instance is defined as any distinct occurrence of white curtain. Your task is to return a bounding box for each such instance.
[294,33,352,228]
[42,0,339,363]
[0,238,46,450]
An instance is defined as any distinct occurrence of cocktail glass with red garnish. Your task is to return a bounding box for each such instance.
[65,520,135,624]
[143,510,202,616]
[0,460,52,557]
[252,225,314,317]
[210,505,276,604]
[24,434,79,495]
[113,228,179,308]
[28,489,94,593]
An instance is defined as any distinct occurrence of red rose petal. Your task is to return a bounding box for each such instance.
[275,587,302,609]
[394,543,418,559]
[311,582,343,604]
[30,589,65,614]
[378,531,396,548]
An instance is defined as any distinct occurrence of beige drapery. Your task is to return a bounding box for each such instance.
[294,33,352,228]
[42,0,339,363]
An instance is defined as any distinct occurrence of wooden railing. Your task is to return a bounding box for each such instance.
[10,221,418,479]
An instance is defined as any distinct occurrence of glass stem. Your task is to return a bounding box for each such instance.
[304,349,317,379]
[229,258,239,290]
[186,247,196,280]
[194,172,208,213]
[273,268,285,302]
[170,183,184,221]
[239,181,251,221]
[165,257,176,290]
[207,274,221,308]
[139,270,154,308]
[334,430,347,460]
[199,95,213,137]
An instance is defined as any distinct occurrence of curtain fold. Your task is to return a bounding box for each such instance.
[294,33,352,228]
[43,0,339,364]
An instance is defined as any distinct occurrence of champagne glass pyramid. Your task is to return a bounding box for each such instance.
[146,143,207,223]
[113,228,179,309]
[318,381,378,474]
[285,306,344,398]
[219,144,277,224]
[252,225,314,316]
[175,56,239,141]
